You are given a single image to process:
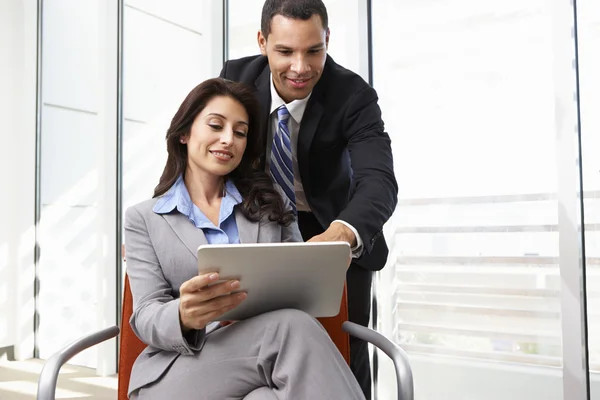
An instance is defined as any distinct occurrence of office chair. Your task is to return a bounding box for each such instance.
[37,275,413,400]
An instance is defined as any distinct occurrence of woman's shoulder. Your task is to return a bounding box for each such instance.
[125,198,161,221]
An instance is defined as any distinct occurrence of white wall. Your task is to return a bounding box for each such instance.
[0,0,38,360]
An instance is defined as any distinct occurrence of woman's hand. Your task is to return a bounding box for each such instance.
[179,272,246,333]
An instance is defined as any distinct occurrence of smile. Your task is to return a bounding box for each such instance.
[210,150,233,161]
[287,77,311,89]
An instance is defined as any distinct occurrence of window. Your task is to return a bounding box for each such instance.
[372,0,589,398]
[122,0,221,215]
[577,0,600,395]
[37,0,104,368]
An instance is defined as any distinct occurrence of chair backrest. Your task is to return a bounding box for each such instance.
[117,274,350,400]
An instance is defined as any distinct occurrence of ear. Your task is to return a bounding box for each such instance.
[325,28,330,50]
[179,135,188,144]
[257,30,268,56]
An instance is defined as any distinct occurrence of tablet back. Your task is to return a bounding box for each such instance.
[197,242,350,321]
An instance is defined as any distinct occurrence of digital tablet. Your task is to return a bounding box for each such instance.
[197,241,351,321]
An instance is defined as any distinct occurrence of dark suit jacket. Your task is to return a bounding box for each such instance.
[220,55,398,271]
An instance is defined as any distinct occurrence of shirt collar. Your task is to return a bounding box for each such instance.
[269,73,312,124]
[153,175,243,228]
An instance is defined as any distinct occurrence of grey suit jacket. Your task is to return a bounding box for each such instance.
[124,197,303,396]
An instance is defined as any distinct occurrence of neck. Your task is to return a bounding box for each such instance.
[272,76,294,104]
[183,167,224,206]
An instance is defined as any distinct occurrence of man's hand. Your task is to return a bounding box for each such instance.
[307,221,357,247]
[308,222,355,266]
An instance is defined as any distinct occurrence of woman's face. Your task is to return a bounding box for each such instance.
[184,95,249,178]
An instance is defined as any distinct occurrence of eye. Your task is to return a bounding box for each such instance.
[308,49,322,54]
[277,50,292,56]
[235,131,248,138]
[208,124,222,130]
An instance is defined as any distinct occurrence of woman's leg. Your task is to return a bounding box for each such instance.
[133,309,365,400]
[244,387,279,400]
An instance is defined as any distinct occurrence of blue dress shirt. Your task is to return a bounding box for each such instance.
[153,175,243,244]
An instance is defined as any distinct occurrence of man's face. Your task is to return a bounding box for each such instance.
[258,14,329,103]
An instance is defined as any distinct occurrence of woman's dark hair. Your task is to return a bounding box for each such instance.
[153,78,294,226]
[261,0,329,38]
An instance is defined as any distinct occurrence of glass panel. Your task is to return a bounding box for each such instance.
[121,0,221,275]
[577,0,600,395]
[37,0,103,368]
[373,0,570,398]
[227,0,262,60]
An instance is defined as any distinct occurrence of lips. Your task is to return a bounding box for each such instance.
[287,77,311,89]
[209,150,233,161]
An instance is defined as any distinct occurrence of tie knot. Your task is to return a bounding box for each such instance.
[277,106,290,122]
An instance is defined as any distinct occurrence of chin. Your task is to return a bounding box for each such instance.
[216,165,239,176]
[214,168,235,177]
[286,89,311,101]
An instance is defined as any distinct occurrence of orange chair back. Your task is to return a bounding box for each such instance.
[117,274,350,400]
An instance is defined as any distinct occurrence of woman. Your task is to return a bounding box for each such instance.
[124,78,364,399]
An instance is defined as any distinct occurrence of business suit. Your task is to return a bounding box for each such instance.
[220,54,398,394]
[124,196,364,399]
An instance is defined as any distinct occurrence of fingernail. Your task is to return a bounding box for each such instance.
[209,273,219,280]
[230,280,240,289]
[238,293,247,300]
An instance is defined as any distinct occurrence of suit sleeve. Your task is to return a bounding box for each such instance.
[219,61,228,79]
[338,85,398,254]
[124,206,206,355]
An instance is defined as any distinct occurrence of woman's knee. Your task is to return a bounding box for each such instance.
[263,308,325,333]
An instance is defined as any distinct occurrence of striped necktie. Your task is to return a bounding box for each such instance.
[270,105,296,213]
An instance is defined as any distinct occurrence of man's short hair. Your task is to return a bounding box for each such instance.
[261,0,329,38]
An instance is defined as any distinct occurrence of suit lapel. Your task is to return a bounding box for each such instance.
[162,212,208,259]
[297,97,324,195]
[254,57,329,196]
[162,208,258,254]
[296,56,332,193]
[235,208,259,244]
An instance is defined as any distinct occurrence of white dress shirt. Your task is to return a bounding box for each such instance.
[265,74,363,257]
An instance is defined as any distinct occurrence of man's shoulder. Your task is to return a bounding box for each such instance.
[221,55,269,84]
[325,56,370,87]
[319,56,375,104]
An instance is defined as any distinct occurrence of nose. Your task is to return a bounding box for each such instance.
[220,127,234,146]
[290,55,310,75]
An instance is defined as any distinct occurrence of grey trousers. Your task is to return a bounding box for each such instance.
[131,309,365,400]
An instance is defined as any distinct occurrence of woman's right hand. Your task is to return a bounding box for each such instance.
[179,272,247,333]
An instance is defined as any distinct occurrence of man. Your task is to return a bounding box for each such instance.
[220,0,397,397]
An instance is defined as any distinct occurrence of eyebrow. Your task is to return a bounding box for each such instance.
[207,113,249,126]
[274,43,325,51]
